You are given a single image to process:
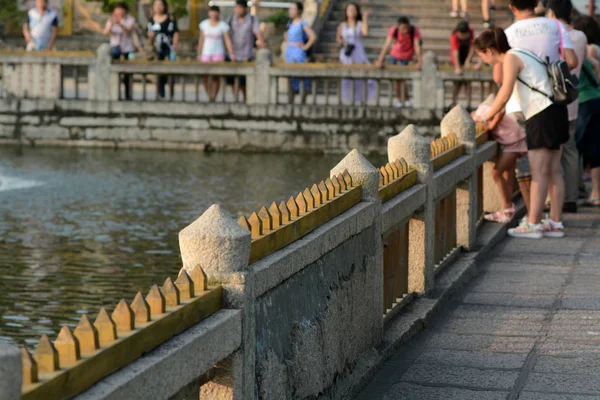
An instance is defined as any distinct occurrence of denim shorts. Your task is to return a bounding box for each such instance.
[388,56,410,66]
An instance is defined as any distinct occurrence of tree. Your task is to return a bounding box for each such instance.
[0,1,26,35]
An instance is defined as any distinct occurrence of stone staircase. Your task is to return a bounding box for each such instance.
[315,0,514,64]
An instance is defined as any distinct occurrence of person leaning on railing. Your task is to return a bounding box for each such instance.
[375,16,423,108]
[23,0,58,51]
[225,0,267,102]
[284,1,316,104]
[147,0,180,100]
[104,2,137,100]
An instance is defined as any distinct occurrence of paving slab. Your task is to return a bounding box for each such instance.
[380,383,509,400]
[356,206,600,400]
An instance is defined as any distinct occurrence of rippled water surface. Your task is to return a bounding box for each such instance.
[0,147,384,349]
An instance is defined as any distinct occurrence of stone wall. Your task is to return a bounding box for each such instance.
[0,99,443,154]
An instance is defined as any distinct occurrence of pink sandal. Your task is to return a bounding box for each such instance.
[484,204,515,224]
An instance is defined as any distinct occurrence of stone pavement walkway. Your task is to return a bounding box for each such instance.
[358,206,600,400]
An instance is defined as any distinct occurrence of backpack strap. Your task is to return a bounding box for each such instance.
[510,50,553,99]
[556,20,565,60]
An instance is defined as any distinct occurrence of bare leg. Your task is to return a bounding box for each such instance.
[211,77,220,101]
[452,0,459,12]
[528,148,553,224]
[548,149,565,222]
[492,152,519,210]
[482,0,490,21]
[590,166,600,200]
[203,76,211,100]
[461,0,468,13]
[518,180,532,214]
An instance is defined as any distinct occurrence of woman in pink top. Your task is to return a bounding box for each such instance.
[473,102,527,223]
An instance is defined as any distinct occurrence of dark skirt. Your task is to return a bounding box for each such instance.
[525,104,569,150]
[576,98,600,163]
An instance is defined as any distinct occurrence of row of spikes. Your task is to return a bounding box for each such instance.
[20,265,207,386]
[238,170,353,239]
[378,158,409,188]
[430,133,459,158]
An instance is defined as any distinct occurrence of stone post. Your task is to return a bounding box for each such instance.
[247,49,272,105]
[330,149,384,342]
[412,51,444,109]
[441,104,478,250]
[179,205,253,400]
[90,44,119,101]
[387,125,435,295]
[0,341,22,400]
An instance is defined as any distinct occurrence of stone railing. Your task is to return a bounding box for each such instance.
[0,104,505,399]
[0,46,494,109]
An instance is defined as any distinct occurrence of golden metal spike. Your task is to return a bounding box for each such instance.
[324,178,335,198]
[342,170,352,187]
[55,326,80,367]
[295,192,308,214]
[73,314,99,355]
[389,161,400,179]
[287,196,300,218]
[385,163,396,180]
[112,299,135,332]
[146,284,166,316]
[311,183,322,207]
[21,346,38,385]
[237,215,251,231]
[130,292,151,324]
[94,308,117,347]
[337,173,347,191]
[379,166,390,185]
[189,265,207,292]
[247,212,262,238]
[399,158,409,174]
[176,270,195,300]
[279,201,291,223]
[317,181,329,202]
[257,206,273,233]
[303,188,315,210]
[33,334,59,373]
[331,175,342,195]
[162,277,180,307]
[269,202,282,229]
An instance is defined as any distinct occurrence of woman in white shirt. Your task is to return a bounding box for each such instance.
[474,28,568,239]
[198,5,235,101]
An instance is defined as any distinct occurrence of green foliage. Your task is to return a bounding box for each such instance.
[95,0,188,19]
[101,0,137,13]
[265,10,288,28]
[0,2,27,30]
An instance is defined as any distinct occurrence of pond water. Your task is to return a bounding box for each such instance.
[0,147,384,349]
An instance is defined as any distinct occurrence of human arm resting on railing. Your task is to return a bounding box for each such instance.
[23,23,32,46]
[482,53,521,123]
[453,49,462,75]
[302,24,317,51]
[49,26,57,50]
[376,36,393,68]
[224,31,236,61]
[172,31,180,51]
[103,19,113,36]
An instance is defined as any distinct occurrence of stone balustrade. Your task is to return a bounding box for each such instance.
[0,104,510,400]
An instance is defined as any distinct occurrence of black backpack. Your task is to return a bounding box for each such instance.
[393,25,423,47]
[513,49,579,106]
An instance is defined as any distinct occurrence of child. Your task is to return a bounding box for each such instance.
[472,97,527,223]
[198,5,235,101]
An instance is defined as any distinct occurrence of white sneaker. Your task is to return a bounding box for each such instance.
[393,99,403,108]
[450,11,459,17]
[404,100,413,108]
[542,219,565,238]
[507,220,543,239]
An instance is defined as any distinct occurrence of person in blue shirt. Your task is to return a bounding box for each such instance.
[23,0,58,51]
[284,1,316,103]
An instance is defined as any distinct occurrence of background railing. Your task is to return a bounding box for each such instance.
[0,47,494,109]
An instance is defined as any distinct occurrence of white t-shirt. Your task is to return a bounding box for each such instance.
[566,28,587,121]
[504,17,574,114]
[199,20,229,56]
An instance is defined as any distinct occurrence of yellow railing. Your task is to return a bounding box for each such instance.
[377,158,418,203]
[21,265,222,400]
[239,170,362,264]
[430,133,464,171]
